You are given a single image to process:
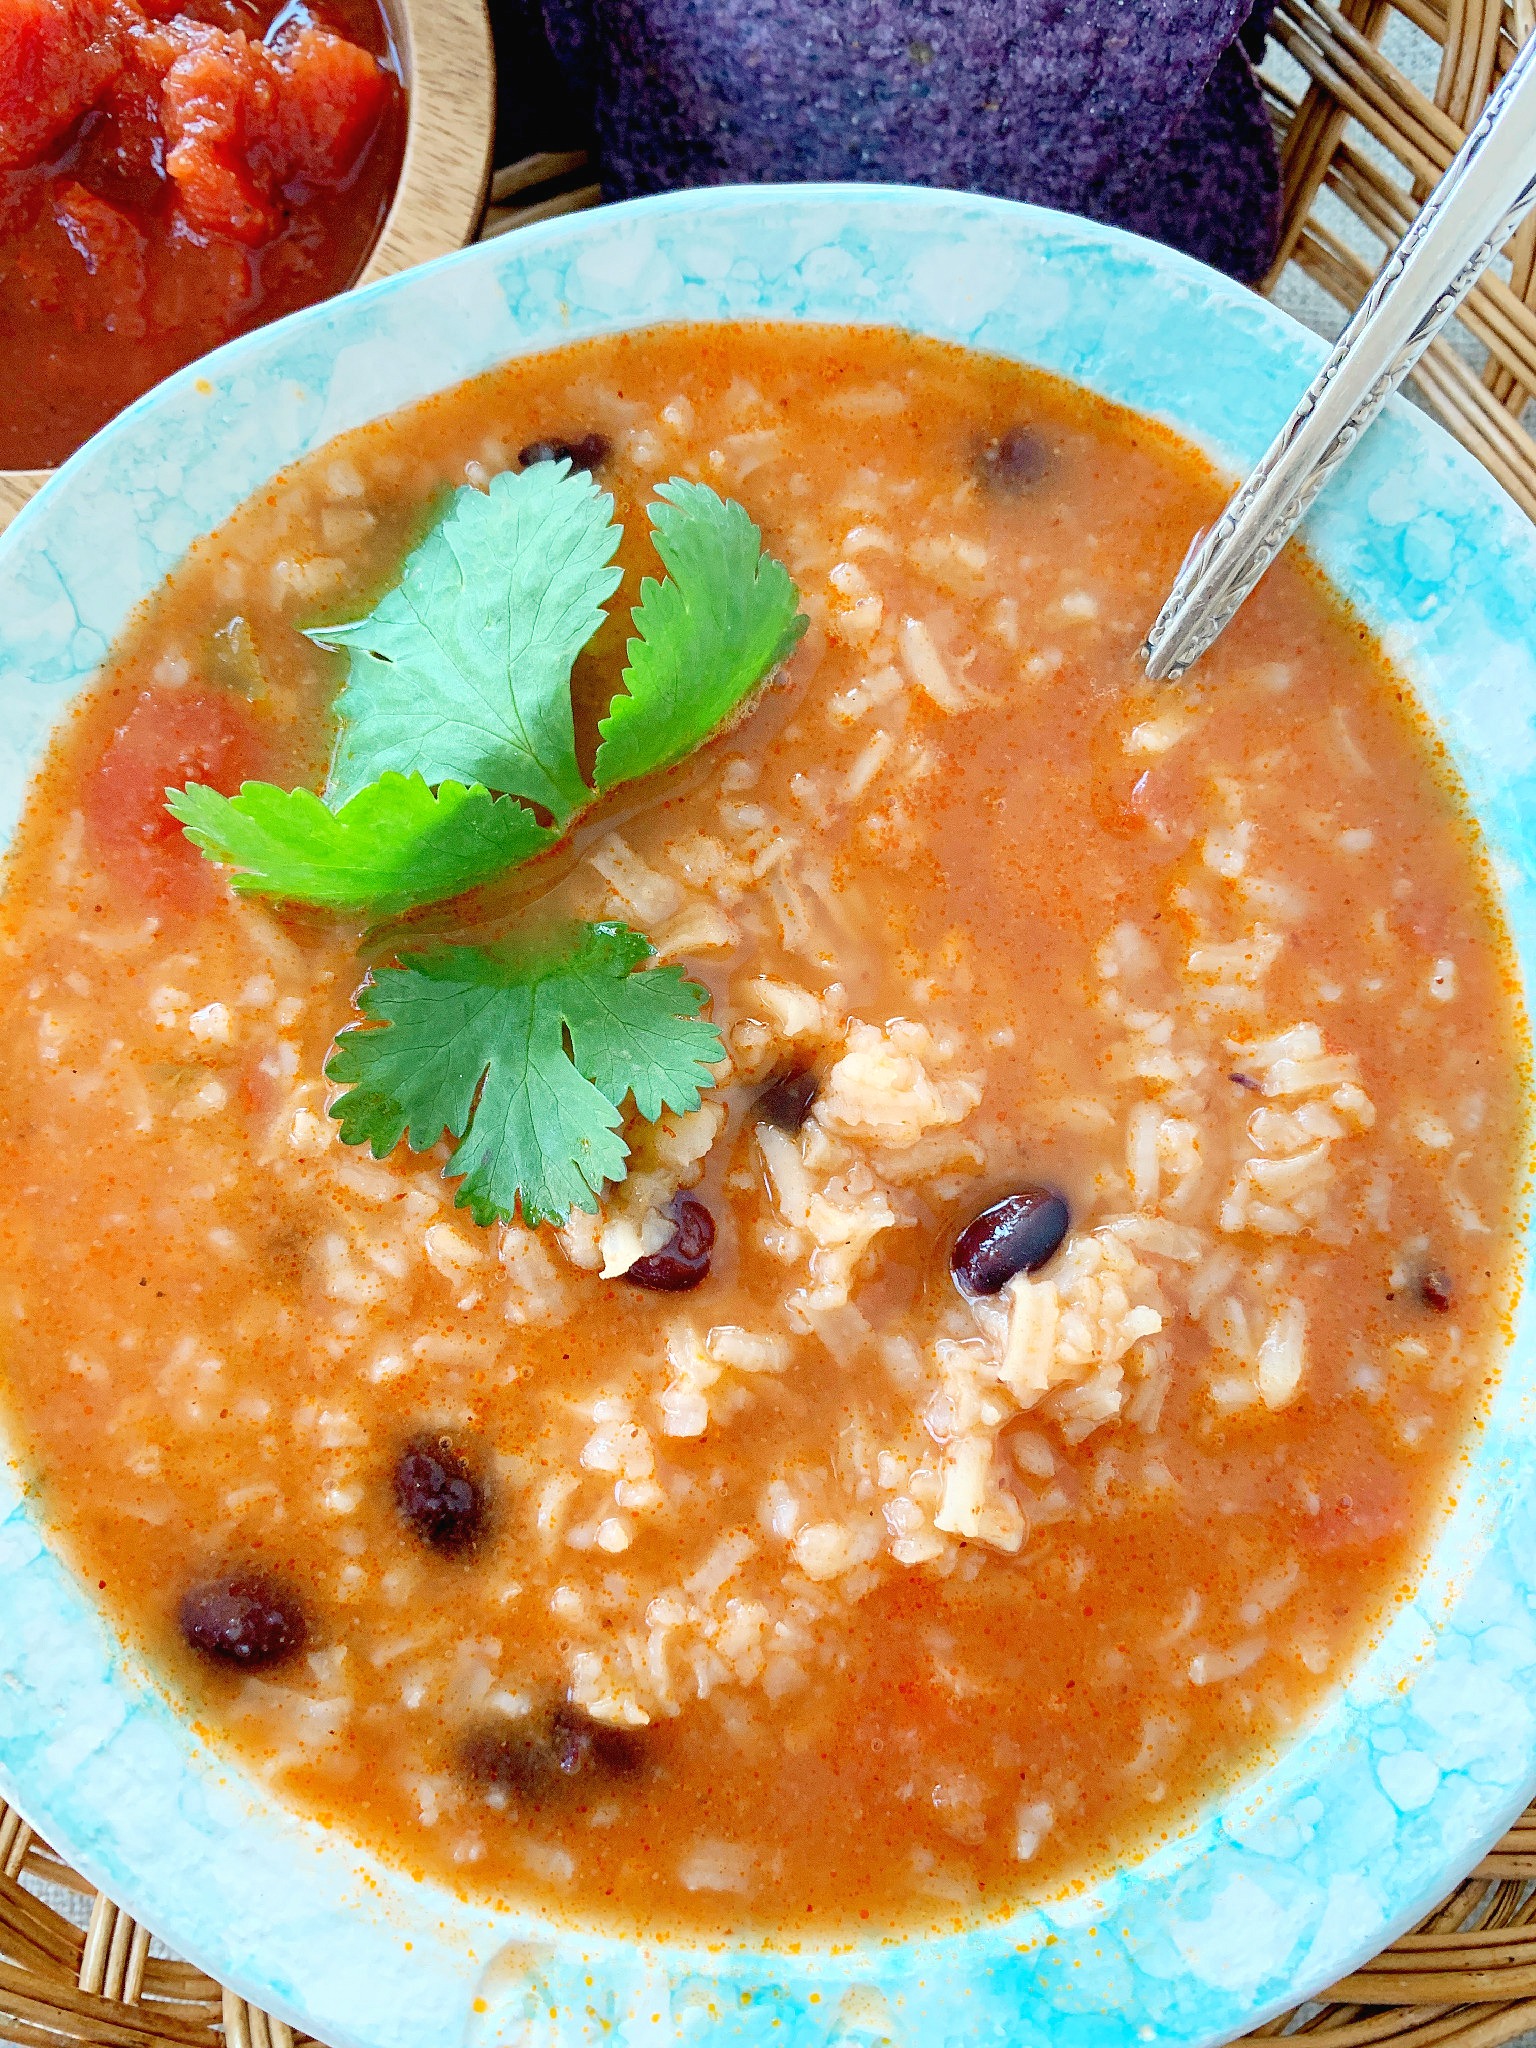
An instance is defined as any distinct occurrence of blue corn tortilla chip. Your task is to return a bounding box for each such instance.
[1094,43,1281,283]
[493,0,593,163]
[531,0,1279,282]
[1240,0,1280,63]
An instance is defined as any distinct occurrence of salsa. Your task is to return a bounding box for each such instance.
[0,322,1525,1937]
[0,0,404,469]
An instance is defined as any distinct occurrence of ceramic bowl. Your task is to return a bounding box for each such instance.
[1,186,1535,2048]
[0,0,494,529]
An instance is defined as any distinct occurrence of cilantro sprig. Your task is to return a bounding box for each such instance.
[163,455,803,1231]
[172,464,805,917]
[595,480,805,789]
[167,773,556,918]
[327,923,722,1226]
[319,463,621,823]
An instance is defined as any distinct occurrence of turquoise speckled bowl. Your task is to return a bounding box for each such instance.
[2,186,1535,2048]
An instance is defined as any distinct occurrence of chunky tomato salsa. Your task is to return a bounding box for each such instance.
[0,0,404,469]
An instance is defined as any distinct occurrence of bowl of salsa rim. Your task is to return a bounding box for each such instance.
[0,0,494,529]
[0,184,1534,2048]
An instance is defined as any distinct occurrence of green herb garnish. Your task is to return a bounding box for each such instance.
[318,463,622,822]
[174,466,805,916]
[593,479,806,790]
[166,773,556,919]
[326,923,722,1226]
[169,458,802,1231]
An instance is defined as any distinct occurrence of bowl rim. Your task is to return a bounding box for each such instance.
[1,180,1535,2048]
[359,0,493,290]
[0,0,493,524]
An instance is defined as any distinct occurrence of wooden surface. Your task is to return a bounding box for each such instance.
[361,0,493,285]
[0,0,494,528]
[0,474,46,529]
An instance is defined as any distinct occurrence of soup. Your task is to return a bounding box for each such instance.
[0,322,1523,1937]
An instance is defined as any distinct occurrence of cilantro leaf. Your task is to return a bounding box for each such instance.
[325,923,722,1226]
[314,464,622,823]
[594,479,807,792]
[167,773,555,918]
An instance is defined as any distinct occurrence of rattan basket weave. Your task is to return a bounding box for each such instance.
[1264,0,1536,519]
[4,5,1536,2043]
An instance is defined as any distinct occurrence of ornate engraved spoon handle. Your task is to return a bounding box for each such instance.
[1141,27,1536,682]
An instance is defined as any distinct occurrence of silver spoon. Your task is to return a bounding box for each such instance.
[1141,27,1536,682]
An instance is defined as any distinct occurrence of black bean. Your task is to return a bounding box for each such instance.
[1229,1071,1262,1093]
[754,1066,818,1133]
[463,1702,644,1798]
[180,1577,306,1668]
[975,424,1054,493]
[950,1188,1070,1297]
[395,1438,484,1549]
[549,1702,643,1776]
[1420,1267,1454,1314]
[623,1193,715,1292]
[517,432,610,474]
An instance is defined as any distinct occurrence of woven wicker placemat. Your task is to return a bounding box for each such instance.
[3,2,1535,2037]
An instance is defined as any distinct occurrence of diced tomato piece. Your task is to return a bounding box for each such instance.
[126,9,196,71]
[83,81,165,199]
[84,691,260,910]
[84,25,179,201]
[156,20,384,244]
[165,129,275,242]
[0,0,137,170]
[54,179,147,332]
[273,25,387,186]
[157,26,279,242]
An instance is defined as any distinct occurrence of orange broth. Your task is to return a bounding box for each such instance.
[0,322,1524,1937]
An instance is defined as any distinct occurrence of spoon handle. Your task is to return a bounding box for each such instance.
[1141,27,1536,683]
